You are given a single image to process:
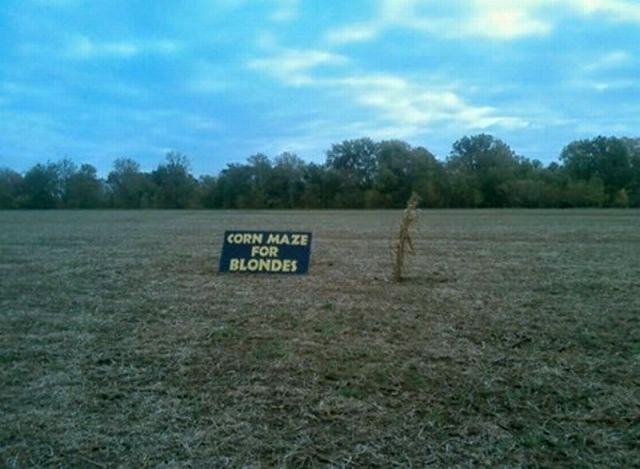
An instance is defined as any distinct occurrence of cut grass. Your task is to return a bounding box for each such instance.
[1,209,639,466]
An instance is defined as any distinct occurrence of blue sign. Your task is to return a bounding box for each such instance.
[219,231,312,274]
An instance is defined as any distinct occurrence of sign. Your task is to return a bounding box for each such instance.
[219,231,312,274]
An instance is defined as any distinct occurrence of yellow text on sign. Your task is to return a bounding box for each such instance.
[251,245,279,257]
[225,232,309,246]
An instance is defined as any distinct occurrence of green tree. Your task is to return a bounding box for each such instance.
[0,168,23,209]
[270,152,306,208]
[326,138,378,188]
[560,136,634,205]
[65,164,104,208]
[54,158,77,207]
[562,178,607,207]
[326,138,379,208]
[499,159,558,208]
[217,164,253,208]
[246,153,272,208]
[622,138,640,207]
[198,175,219,208]
[20,163,60,208]
[447,134,520,207]
[322,168,346,208]
[151,152,198,208]
[300,163,327,208]
[410,146,447,208]
[374,140,418,208]
[107,158,155,208]
[500,179,546,207]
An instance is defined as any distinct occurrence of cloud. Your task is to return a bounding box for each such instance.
[248,45,529,134]
[325,0,640,44]
[328,74,529,131]
[260,78,530,159]
[65,36,180,59]
[570,0,640,21]
[325,23,380,45]
[270,0,300,22]
[463,2,552,39]
[574,79,637,91]
[584,50,633,71]
[185,60,235,95]
[188,79,228,94]
[247,48,348,86]
[573,50,636,91]
[326,0,553,43]
[183,115,222,132]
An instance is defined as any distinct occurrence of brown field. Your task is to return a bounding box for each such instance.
[1,209,639,467]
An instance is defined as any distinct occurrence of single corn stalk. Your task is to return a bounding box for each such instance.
[392,193,420,282]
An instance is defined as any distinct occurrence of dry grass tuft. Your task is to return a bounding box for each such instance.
[392,193,420,282]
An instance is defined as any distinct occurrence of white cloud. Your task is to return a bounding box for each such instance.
[328,74,529,131]
[584,50,633,71]
[270,0,300,22]
[570,0,640,21]
[247,49,348,86]
[188,79,228,94]
[65,36,180,59]
[573,79,637,91]
[384,0,555,39]
[464,2,552,39]
[248,45,529,133]
[183,115,223,132]
[187,61,235,94]
[325,0,640,44]
[259,74,530,156]
[255,31,279,50]
[573,50,636,91]
[326,24,379,45]
[67,37,136,58]
[326,0,553,43]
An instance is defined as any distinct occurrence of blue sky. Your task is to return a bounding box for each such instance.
[1,0,639,175]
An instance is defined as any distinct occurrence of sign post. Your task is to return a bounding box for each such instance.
[219,231,312,274]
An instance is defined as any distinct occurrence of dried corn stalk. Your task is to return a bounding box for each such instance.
[392,193,420,282]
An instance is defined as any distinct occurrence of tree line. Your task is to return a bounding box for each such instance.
[1,134,639,209]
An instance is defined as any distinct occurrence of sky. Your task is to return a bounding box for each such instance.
[0,0,639,176]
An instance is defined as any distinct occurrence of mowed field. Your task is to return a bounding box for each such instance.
[1,210,639,467]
